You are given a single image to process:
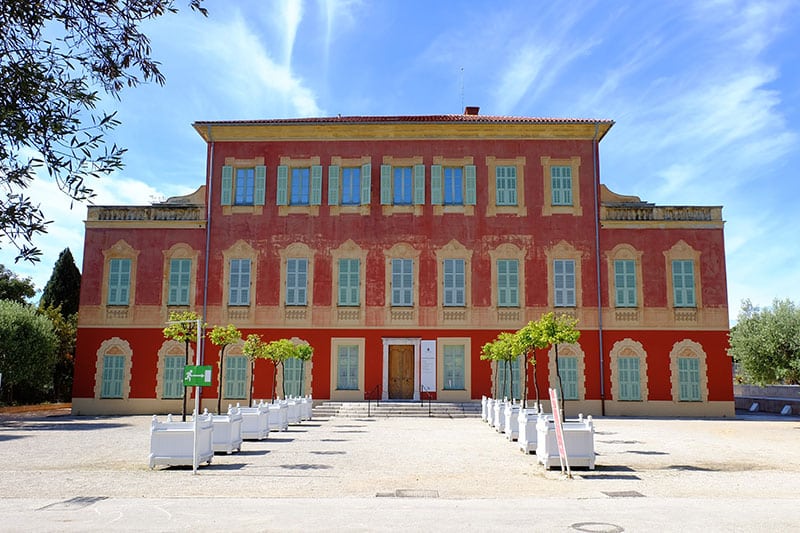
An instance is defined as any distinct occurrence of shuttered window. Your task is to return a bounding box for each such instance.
[168,259,191,306]
[286,258,308,306]
[496,166,517,206]
[108,258,131,306]
[162,355,184,399]
[443,345,465,390]
[391,259,413,306]
[551,166,573,206]
[224,355,248,399]
[678,357,701,401]
[338,259,360,306]
[554,259,576,307]
[557,356,579,400]
[618,356,641,401]
[443,259,465,306]
[284,357,304,397]
[497,259,519,307]
[337,345,359,390]
[229,259,251,306]
[100,355,125,398]
[672,260,696,307]
[614,259,637,307]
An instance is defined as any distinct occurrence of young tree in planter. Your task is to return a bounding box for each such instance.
[263,339,294,402]
[495,332,521,401]
[162,310,202,421]
[241,334,266,408]
[538,312,581,414]
[515,319,547,411]
[208,324,242,414]
[292,342,314,397]
[481,339,502,399]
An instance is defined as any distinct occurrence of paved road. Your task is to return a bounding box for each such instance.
[1,408,799,531]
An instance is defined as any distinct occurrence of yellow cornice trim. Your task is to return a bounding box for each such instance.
[601,221,724,230]
[85,221,207,229]
[194,122,612,143]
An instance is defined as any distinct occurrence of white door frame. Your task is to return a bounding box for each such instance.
[382,337,421,401]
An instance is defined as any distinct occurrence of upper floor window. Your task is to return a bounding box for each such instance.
[229,258,251,306]
[672,260,696,308]
[221,165,266,206]
[286,258,308,306]
[554,259,576,307]
[328,162,372,208]
[614,259,637,307]
[168,258,191,306]
[277,165,322,206]
[391,259,413,306]
[443,258,466,307]
[108,258,131,306]
[338,258,360,306]
[497,259,519,307]
[431,164,476,206]
[381,164,425,206]
[495,166,517,206]
[551,166,573,206]
[393,167,413,205]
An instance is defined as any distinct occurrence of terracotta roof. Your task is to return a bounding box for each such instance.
[194,114,614,126]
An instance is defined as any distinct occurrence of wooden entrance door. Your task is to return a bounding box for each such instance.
[388,345,414,399]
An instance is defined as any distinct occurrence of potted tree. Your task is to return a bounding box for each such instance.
[162,310,202,422]
[207,324,242,414]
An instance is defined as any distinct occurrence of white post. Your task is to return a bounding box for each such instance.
[193,318,201,475]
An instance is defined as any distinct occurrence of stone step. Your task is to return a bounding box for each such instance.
[312,401,481,418]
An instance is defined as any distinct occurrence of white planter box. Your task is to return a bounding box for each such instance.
[481,395,488,422]
[268,402,289,432]
[149,412,213,469]
[493,399,506,433]
[517,408,540,454]
[300,396,313,421]
[211,405,243,454]
[285,398,301,424]
[486,398,495,426]
[504,402,520,441]
[536,414,595,470]
[239,402,269,440]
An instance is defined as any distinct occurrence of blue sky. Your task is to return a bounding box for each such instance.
[4,0,799,323]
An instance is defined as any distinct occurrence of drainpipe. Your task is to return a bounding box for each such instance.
[201,126,214,365]
[592,122,606,416]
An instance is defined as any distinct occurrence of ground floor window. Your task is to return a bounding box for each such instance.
[557,356,579,400]
[678,357,701,401]
[101,355,124,398]
[497,356,522,400]
[162,355,184,399]
[225,355,248,399]
[284,357,304,396]
[443,345,465,390]
[618,356,641,401]
[337,345,359,390]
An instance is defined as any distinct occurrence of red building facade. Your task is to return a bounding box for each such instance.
[72,111,733,417]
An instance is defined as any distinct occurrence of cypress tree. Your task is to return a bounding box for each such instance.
[40,248,81,316]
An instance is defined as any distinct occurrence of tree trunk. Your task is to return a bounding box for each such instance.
[532,357,541,413]
[509,359,514,401]
[492,360,498,399]
[522,351,528,409]
[271,362,278,403]
[217,347,225,415]
[554,344,565,415]
[299,360,305,396]
[182,341,189,422]
[248,358,255,407]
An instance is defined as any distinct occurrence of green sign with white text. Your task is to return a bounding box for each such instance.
[183,365,212,387]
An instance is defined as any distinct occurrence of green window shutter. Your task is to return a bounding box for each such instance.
[413,164,425,205]
[328,165,340,205]
[430,165,443,205]
[465,165,477,205]
[380,165,392,205]
[337,345,359,390]
[163,355,184,399]
[678,357,700,401]
[225,356,248,399]
[108,258,131,305]
[277,165,289,206]
[254,165,267,205]
[221,165,233,206]
[443,345,465,390]
[618,356,641,401]
[310,165,323,205]
[101,355,124,398]
[360,163,372,205]
[558,356,579,400]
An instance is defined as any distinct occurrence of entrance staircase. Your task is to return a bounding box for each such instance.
[312,400,481,419]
